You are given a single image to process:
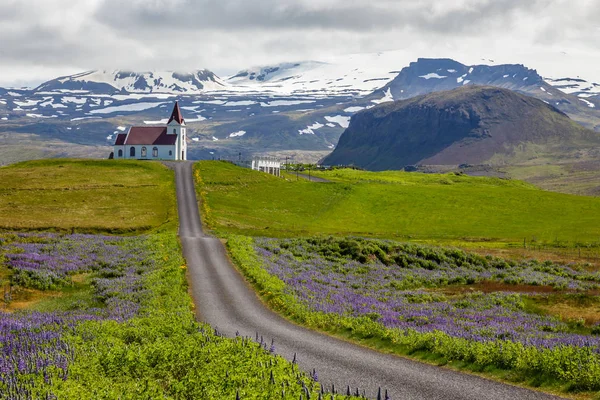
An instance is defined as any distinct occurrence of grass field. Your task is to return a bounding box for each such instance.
[0,159,176,233]
[195,161,600,245]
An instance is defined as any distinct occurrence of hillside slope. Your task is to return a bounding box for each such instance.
[324,86,600,170]
[195,161,600,243]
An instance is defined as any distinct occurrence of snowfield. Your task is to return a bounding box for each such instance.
[419,73,448,80]
[372,88,394,104]
[89,102,166,114]
[298,122,325,135]
[324,115,351,128]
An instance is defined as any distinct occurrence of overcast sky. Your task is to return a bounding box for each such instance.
[0,0,599,87]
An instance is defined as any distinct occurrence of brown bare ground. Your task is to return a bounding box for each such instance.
[468,247,600,270]
[537,302,600,325]
[435,281,558,295]
[1,287,63,312]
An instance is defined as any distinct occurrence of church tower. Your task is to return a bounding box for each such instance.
[167,101,187,160]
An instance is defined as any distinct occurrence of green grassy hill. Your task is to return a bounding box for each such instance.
[0,159,176,233]
[195,161,600,244]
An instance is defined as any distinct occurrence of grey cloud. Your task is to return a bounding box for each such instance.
[0,0,599,86]
[94,0,545,35]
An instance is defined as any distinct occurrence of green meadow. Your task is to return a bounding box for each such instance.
[0,159,176,233]
[195,161,600,245]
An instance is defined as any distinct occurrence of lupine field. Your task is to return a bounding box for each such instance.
[227,235,600,391]
[0,232,358,399]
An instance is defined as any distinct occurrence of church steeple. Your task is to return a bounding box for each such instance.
[167,101,185,125]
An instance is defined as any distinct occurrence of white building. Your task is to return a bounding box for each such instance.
[251,156,281,177]
[113,102,187,160]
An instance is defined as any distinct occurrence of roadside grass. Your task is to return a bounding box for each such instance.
[195,161,600,246]
[0,159,176,234]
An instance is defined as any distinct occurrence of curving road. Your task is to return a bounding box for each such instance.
[173,161,562,400]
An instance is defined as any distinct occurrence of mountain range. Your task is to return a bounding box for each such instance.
[0,55,599,165]
[35,70,226,94]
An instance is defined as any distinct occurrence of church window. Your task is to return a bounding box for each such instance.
[169,150,173,156]
[118,149,123,157]
[130,147,135,157]
[153,147,158,157]
[173,128,176,134]
[141,147,147,157]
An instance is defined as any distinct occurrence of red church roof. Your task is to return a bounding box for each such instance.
[127,127,177,145]
[167,101,185,124]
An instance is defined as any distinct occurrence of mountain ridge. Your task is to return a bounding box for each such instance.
[34,70,226,95]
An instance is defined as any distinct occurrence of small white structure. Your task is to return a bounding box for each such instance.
[113,102,187,160]
[251,156,281,177]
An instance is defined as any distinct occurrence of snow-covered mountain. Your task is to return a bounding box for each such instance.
[34,70,226,94]
[357,58,599,129]
[225,52,412,96]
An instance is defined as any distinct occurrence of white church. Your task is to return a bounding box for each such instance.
[113,101,187,160]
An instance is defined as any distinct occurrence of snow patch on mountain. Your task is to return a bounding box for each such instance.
[15,99,40,107]
[579,98,596,108]
[186,115,207,122]
[229,130,246,138]
[344,106,365,113]
[419,73,448,80]
[144,118,169,125]
[324,115,351,128]
[372,88,394,104]
[260,100,315,107]
[89,102,165,114]
[26,113,56,119]
[298,122,325,135]
[62,97,87,105]
[545,77,600,98]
